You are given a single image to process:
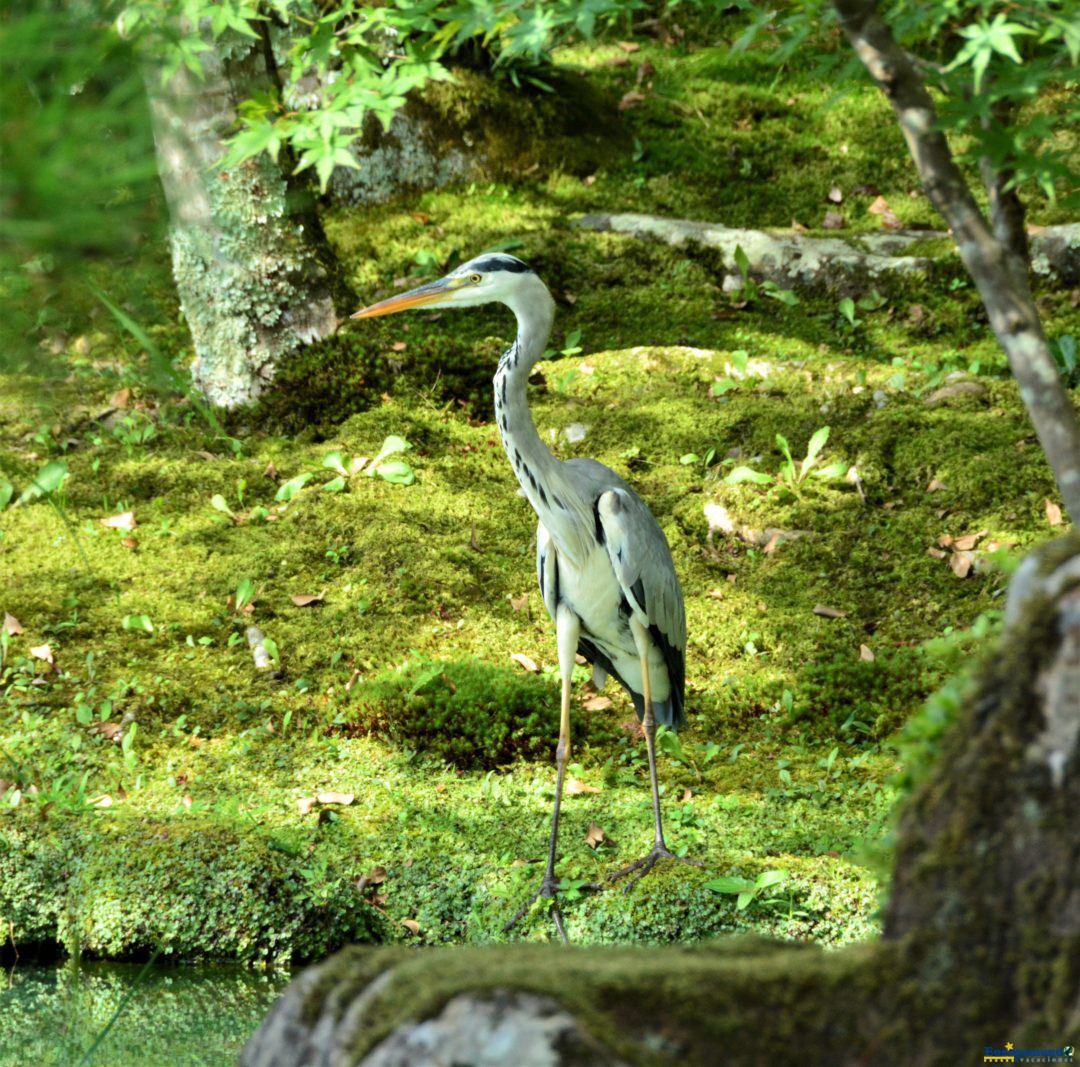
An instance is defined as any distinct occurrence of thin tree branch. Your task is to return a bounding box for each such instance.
[978,100,1030,284]
[832,0,1080,520]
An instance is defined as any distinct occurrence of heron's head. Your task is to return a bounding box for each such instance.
[351,252,549,321]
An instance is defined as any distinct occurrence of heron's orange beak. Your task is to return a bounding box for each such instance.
[351,275,462,319]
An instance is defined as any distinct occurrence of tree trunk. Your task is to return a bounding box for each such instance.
[147,31,337,409]
[240,537,1080,1067]
[831,0,1080,523]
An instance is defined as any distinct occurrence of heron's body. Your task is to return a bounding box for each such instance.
[493,336,686,730]
[352,252,699,938]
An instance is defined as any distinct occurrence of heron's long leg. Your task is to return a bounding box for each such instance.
[609,618,703,891]
[504,606,582,940]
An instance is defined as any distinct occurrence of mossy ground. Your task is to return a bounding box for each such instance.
[1,25,1077,966]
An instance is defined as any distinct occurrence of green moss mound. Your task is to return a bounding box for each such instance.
[794,646,949,737]
[343,658,615,770]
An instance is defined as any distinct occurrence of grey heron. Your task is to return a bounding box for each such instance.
[352,253,700,939]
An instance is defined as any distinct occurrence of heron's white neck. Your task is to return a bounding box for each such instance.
[492,280,591,563]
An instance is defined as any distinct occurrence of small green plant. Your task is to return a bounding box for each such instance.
[112,412,157,455]
[725,426,846,494]
[656,726,721,779]
[730,246,799,308]
[705,869,790,911]
[1051,334,1077,386]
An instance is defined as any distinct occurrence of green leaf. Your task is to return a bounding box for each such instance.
[235,578,256,611]
[322,452,349,477]
[711,378,736,396]
[17,460,68,504]
[733,244,750,281]
[754,869,790,890]
[275,472,313,502]
[804,426,830,466]
[365,435,411,475]
[322,476,347,493]
[261,636,280,666]
[813,461,848,481]
[679,453,700,465]
[838,297,856,325]
[0,480,12,509]
[736,891,755,910]
[76,702,93,726]
[725,466,773,486]
[210,494,235,517]
[704,876,756,895]
[775,433,793,466]
[375,460,416,486]
[122,614,154,633]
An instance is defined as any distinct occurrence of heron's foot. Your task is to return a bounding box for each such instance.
[608,843,704,894]
[503,875,600,942]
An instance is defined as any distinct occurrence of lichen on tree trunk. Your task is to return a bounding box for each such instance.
[241,537,1080,1066]
[147,32,337,409]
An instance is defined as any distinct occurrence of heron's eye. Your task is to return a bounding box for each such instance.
[469,272,482,284]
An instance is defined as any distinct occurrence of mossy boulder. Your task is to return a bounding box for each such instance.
[330,67,629,206]
[340,657,617,770]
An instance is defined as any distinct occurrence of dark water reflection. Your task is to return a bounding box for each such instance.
[0,961,289,1067]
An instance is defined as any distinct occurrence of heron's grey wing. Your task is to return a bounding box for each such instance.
[536,520,558,623]
[596,487,687,711]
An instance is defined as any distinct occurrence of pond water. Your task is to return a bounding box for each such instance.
[0,961,290,1067]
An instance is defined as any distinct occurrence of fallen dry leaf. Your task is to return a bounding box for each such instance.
[908,304,926,326]
[952,531,987,552]
[297,796,318,816]
[3,613,23,635]
[290,593,325,607]
[823,211,845,229]
[619,90,647,111]
[707,588,725,600]
[859,644,875,662]
[792,219,808,234]
[30,643,54,666]
[356,866,387,892]
[401,918,421,935]
[950,552,974,579]
[867,195,890,215]
[121,537,138,550]
[411,212,431,224]
[1045,499,1064,527]
[827,184,843,204]
[813,604,847,619]
[635,59,655,85]
[181,794,193,810]
[927,478,947,492]
[680,788,694,803]
[511,652,540,673]
[881,209,903,230]
[509,594,530,614]
[89,721,123,741]
[88,794,113,808]
[852,183,881,196]
[317,791,355,806]
[575,653,588,665]
[100,510,137,530]
[264,461,278,480]
[927,547,948,560]
[584,822,606,849]
[582,695,613,712]
[110,387,131,409]
[565,778,601,796]
[616,40,640,52]
[391,341,407,352]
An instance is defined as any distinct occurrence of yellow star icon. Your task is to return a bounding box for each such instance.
[1005,1043,1015,1052]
